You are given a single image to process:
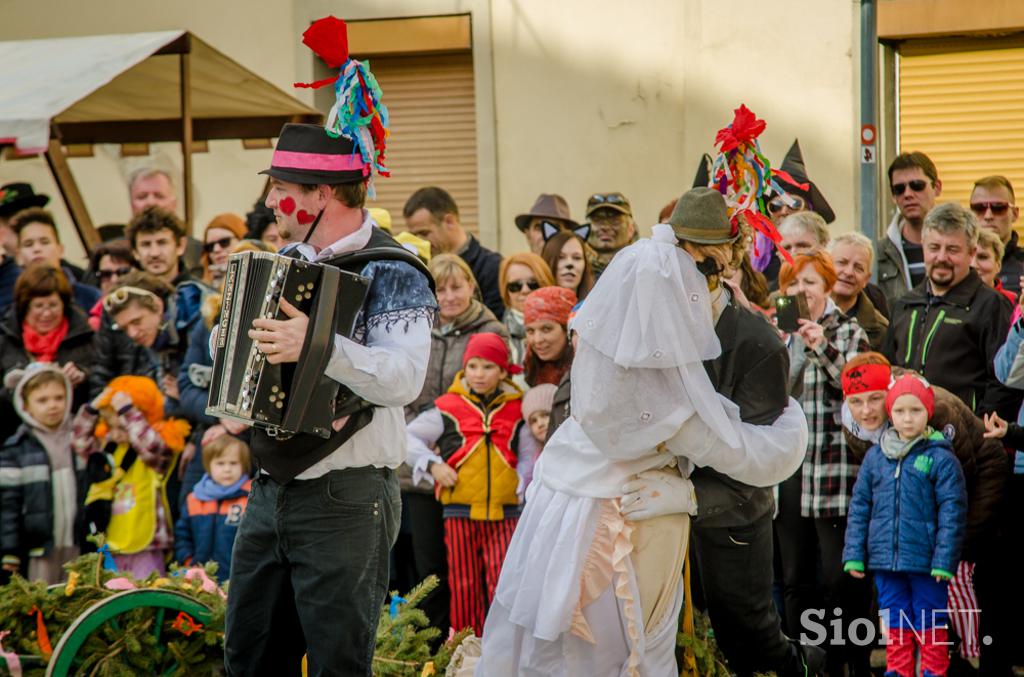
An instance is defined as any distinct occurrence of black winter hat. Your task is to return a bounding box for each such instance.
[0,182,49,219]
[775,140,835,224]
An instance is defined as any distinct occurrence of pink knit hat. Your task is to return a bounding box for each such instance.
[522,383,557,421]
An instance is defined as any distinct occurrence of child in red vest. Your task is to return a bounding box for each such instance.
[406,332,526,634]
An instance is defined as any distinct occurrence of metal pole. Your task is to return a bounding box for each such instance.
[180,51,194,235]
[860,0,879,249]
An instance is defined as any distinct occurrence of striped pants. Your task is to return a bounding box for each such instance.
[948,561,980,658]
[444,516,518,634]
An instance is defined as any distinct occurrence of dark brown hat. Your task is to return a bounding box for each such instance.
[515,194,578,232]
[668,187,738,245]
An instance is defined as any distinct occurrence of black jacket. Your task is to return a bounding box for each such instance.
[0,426,87,560]
[882,270,1021,421]
[545,370,572,445]
[843,290,889,352]
[691,297,790,528]
[460,235,505,319]
[998,230,1024,295]
[0,306,97,442]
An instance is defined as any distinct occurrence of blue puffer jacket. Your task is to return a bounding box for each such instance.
[843,434,967,576]
[174,476,250,580]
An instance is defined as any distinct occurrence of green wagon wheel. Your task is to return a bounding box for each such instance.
[45,589,213,677]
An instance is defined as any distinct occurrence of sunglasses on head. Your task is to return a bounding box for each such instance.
[507,279,541,294]
[891,179,928,196]
[970,201,1011,216]
[102,285,161,313]
[97,266,133,281]
[588,193,627,206]
[767,195,806,214]
[203,236,236,254]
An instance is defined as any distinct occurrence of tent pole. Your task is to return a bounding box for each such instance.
[180,51,194,235]
[45,138,100,252]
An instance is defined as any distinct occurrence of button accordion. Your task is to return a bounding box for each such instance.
[206,251,370,438]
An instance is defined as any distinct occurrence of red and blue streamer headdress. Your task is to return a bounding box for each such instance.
[708,104,794,270]
[293,16,390,197]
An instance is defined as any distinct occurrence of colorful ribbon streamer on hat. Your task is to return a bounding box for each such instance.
[708,104,795,271]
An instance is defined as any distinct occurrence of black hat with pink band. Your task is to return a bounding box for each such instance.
[259,123,369,186]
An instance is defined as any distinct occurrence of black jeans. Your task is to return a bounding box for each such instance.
[225,467,401,676]
[693,510,797,676]
[775,474,873,677]
[405,490,450,634]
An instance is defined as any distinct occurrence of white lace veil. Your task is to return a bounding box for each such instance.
[569,224,741,458]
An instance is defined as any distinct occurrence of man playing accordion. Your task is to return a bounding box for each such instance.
[222,114,435,674]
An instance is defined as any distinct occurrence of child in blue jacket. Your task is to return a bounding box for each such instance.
[174,434,250,580]
[843,375,967,677]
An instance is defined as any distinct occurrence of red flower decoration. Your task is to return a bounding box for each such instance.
[302,16,350,68]
[714,104,767,153]
[172,612,203,637]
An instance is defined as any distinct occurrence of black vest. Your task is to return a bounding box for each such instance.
[691,300,790,528]
[250,227,433,483]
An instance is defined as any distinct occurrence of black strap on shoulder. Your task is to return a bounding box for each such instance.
[323,227,435,293]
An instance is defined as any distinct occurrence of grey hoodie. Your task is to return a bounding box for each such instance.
[6,363,76,552]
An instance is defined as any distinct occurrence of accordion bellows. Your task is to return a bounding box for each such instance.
[207,251,370,438]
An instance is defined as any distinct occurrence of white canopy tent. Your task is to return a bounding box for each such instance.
[0,30,320,248]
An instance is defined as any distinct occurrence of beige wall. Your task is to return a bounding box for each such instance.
[1,0,860,262]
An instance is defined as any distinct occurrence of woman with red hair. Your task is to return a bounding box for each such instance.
[498,253,554,368]
[774,250,872,676]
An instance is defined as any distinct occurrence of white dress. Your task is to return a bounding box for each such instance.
[475,225,808,676]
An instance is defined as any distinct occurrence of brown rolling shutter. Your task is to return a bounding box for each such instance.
[899,40,1024,206]
[361,53,479,235]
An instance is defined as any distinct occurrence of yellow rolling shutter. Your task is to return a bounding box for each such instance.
[899,40,1024,206]
[362,53,479,235]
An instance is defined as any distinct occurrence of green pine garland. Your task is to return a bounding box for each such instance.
[2,555,738,677]
[0,557,469,677]
[0,550,226,676]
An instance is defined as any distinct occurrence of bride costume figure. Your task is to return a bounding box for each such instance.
[475,186,809,676]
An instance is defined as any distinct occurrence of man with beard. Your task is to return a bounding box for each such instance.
[584,192,636,278]
[126,167,203,277]
[883,202,1020,421]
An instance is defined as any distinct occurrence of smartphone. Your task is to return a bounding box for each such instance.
[775,292,810,333]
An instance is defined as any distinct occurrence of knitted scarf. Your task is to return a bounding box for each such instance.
[21,317,69,362]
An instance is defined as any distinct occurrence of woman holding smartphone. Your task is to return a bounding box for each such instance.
[774,250,872,677]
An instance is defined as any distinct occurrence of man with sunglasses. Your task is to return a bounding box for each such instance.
[971,175,1023,295]
[585,192,636,279]
[878,152,942,305]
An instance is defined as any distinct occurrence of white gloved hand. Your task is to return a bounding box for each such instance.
[620,468,698,521]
